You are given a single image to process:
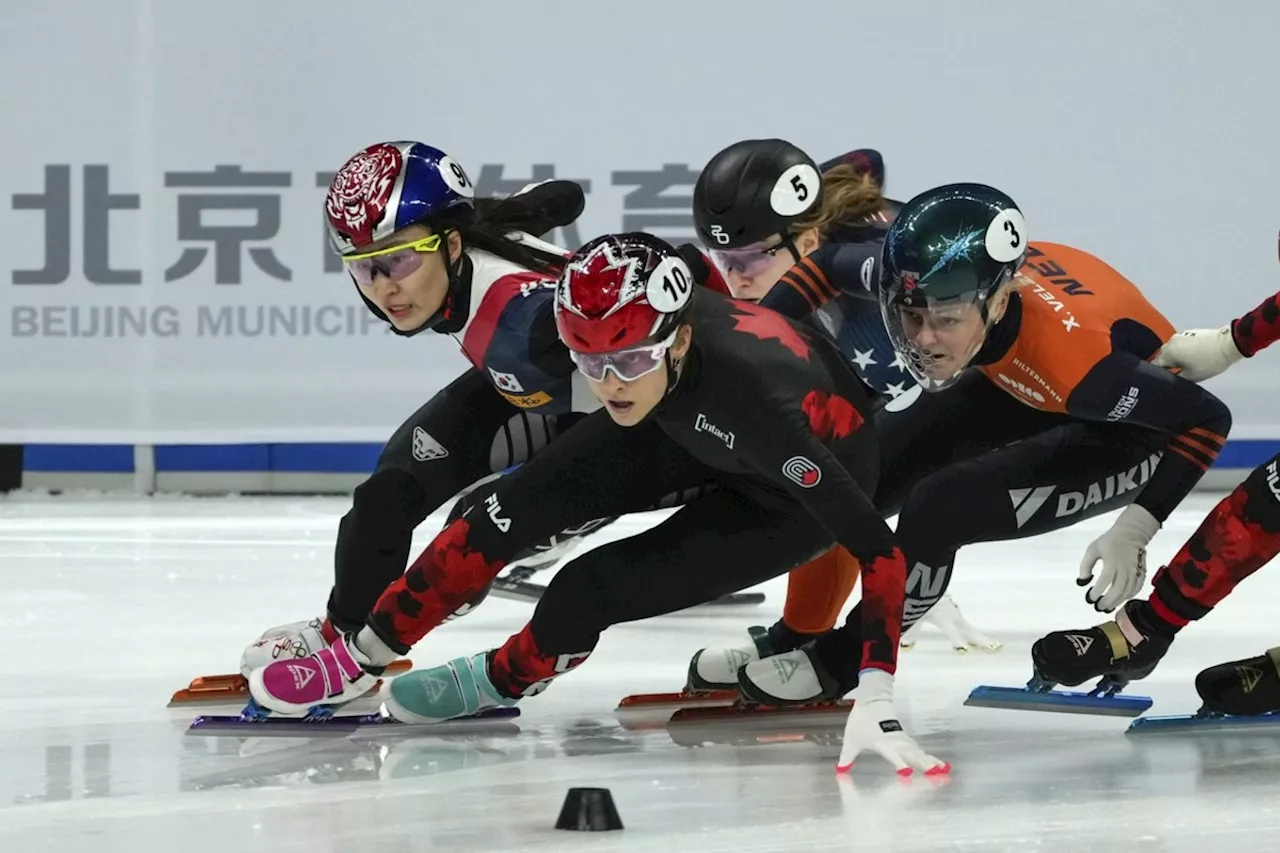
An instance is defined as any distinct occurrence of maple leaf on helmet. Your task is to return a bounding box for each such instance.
[555,233,695,354]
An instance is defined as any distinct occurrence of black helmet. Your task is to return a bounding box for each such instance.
[878,183,1028,390]
[693,139,822,249]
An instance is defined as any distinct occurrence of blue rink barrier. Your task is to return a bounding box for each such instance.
[9,439,1280,494]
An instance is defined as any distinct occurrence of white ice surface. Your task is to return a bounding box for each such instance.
[2,493,1280,853]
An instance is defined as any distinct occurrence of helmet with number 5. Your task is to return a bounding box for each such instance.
[693,139,822,250]
[878,183,1029,391]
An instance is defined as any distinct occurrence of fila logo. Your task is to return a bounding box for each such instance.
[782,456,821,488]
[1267,461,1280,502]
[412,427,449,461]
[485,493,512,533]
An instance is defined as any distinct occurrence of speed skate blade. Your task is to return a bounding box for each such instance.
[614,690,738,731]
[186,706,520,738]
[616,690,738,711]
[670,699,854,725]
[965,685,1152,717]
[1127,710,1280,735]
[168,659,413,706]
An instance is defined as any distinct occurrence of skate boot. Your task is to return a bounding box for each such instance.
[900,593,1002,653]
[686,621,815,692]
[246,632,383,717]
[737,647,850,706]
[240,617,339,677]
[1031,599,1173,691]
[383,651,520,724]
[1195,648,1280,716]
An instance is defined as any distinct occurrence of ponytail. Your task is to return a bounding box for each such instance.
[789,164,886,236]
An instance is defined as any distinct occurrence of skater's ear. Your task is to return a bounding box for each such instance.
[671,323,694,360]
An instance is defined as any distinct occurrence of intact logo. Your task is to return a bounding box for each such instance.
[694,412,735,450]
[997,372,1045,404]
[488,368,525,393]
[782,456,821,488]
[412,427,449,461]
[485,493,512,532]
[1106,386,1140,422]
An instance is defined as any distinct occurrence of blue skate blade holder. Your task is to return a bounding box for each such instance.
[964,676,1153,718]
[1127,709,1280,735]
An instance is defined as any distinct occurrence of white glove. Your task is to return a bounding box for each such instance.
[900,593,1002,653]
[1077,504,1160,612]
[837,669,949,777]
[1152,325,1244,382]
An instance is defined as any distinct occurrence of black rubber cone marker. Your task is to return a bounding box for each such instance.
[555,787,624,831]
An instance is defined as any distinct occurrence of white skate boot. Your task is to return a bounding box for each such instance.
[686,626,780,692]
[240,618,336,677]
[737,648,845,705]
[899,593,1002,653]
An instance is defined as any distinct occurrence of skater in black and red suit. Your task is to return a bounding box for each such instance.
[246,231,950,777]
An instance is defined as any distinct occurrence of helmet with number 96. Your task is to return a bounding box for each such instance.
[555,233,695,384]
[324,141,476,256]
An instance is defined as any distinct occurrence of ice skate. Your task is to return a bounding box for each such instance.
[383,651,520,724]
[245,632,382,718]
[737,647,848,706]
[1196,648,1280,716]
[965,600,1165,717]
[900,593,1002,653]
[686,625,778,692]
[1126,648,1280,734]
[240,617,337,677]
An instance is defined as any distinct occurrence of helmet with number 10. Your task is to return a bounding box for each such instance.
[878,183,1029,391]
[324,141,477,335]
[555,233,696,426]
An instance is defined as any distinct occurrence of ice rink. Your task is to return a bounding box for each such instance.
[3,492,1279,853]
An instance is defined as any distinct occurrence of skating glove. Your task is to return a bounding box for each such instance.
[900,593,1002,653]
[1152,325,1244,382]
[837,669,949,777]
[1077,504,1160,612]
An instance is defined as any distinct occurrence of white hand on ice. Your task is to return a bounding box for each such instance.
[899,594,1002,652]
[837,670,949,777]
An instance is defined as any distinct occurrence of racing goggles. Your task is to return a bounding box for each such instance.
[708,239,792,278]
[569,329,678,383]
[342,233,447,286]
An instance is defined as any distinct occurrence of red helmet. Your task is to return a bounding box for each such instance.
[555,233,695,354]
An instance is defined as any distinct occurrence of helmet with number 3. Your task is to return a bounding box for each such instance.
[693,139,822,250]
[324,141,476,255]
[555,233,694,357]
[878,183,1029,391]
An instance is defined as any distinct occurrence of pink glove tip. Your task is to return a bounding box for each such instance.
[835,761,854,774]
[896,767,913,778]
[925,763,951,776]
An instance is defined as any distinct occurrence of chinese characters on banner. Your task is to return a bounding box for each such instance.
[11,163,701,287]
